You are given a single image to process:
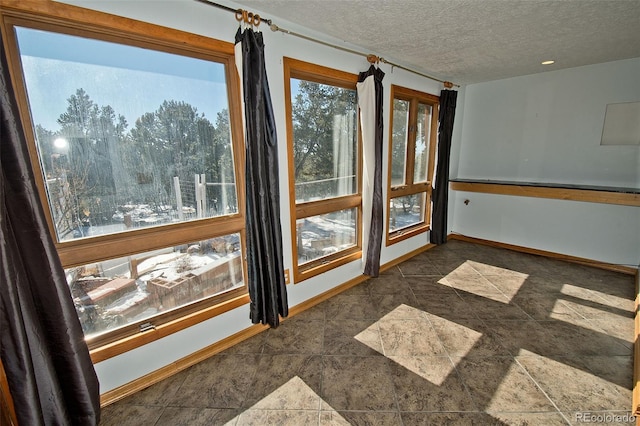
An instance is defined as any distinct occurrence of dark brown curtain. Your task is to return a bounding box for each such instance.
[431,89,458,245]
[0,34,100,425]
[235,28,288,327]
[357,65,385,277]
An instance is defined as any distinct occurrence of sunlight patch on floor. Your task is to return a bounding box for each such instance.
[355,304,481,385]
[560,283,595,299]
[248,376,320,410]
[556,299,632,336]
[232,376,348,424]
[466,260,529,278]
[581,287,632,311]
[388,355,456,386]
[445,261,527,303]
[515,348,624,394]
[560,283,633,312]
[427,316,484,360]
[484,353,565,412]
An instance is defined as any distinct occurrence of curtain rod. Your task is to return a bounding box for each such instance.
[195,0,459,88]
[195,0,272,26]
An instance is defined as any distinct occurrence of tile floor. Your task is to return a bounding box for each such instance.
[100,240,636,425]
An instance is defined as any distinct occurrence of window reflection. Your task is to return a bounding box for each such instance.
[291,79,358,203]
[69,234,243,338]
[296,209,357,265]
[16,27,237,242]
[413,103,432,183]
[391,98,410,186]
[389,194,426,233]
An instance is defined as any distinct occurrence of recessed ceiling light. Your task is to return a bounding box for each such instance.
[541,60,555,65]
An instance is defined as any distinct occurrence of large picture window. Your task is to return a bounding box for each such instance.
[17,27,238,242]
[3,13,246,352]
[387,85,439,244]
[284,58,362,282]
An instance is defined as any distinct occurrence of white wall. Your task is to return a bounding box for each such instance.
[450,59,640,267]
[450,191,640,268]
[57,0,445,393]
[455,58,640,187]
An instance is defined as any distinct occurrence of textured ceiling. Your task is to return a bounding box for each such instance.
[230,0,640,85]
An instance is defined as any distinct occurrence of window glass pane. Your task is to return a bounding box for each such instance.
[296,208,357,265]
[291,78,357,202]
[413,103,432,183]
[389,193,426,233]
[390,98,409,186]
[68,234,243,339]
[16,27,237,242]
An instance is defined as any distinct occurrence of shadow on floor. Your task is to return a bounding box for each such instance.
[100,240,636,425]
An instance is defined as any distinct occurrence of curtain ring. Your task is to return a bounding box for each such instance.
[234,8,260,28]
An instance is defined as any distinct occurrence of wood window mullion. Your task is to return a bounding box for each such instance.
[404,98,418,187]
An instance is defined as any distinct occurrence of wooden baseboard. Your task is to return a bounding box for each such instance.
[448,234,638,276]
[100,243,437,406]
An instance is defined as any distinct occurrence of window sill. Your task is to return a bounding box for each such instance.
[387,224,430,246]
[90,293,250,363]
[294,249,362,284]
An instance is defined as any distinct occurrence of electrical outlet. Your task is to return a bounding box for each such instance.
[284,269,290,285]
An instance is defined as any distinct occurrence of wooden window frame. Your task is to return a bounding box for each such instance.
[283,57,363,283]
[386,85,439,245]
[0,0,249,360]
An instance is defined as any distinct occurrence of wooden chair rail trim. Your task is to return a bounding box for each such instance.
[450,181,640,207]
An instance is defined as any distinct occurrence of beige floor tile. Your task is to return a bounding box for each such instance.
[390,355,477,412]
[378,317,446,356]
[235,409,318,426]
[170,354,259,408]
[454,356,556,412]
[155,407,240,426]
[324,319,383,356]
[242,354,323,409]
[429,316,511,358]
[263,318,325,354]
[99,404,164,426]
[320,411,401,426]
[398,257,442,276]
[99,240,635,426]
[516,353,631,412]
[321,356,396,411]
